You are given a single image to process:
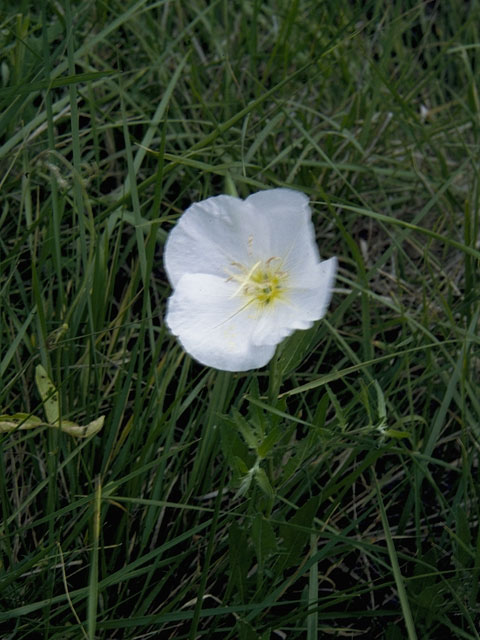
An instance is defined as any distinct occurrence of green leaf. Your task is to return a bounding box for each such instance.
[455,505,472,568]
[254,467,274,501]
[384,429,411,440]
[279,495,320,570]
[219,416,250,468]
[231,407,259,450]
[227,521,251,601]
[275,325,318,374]
[416,584,444,611]
[374,474,418,640]
[233,456,250,476]
[312,393,329,429]
[251,513,278,567]
[257,425,281,459]
[325,385,347,431]
[0,71,116,99]
[236,619,261,640]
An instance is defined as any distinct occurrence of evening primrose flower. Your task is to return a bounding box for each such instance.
[164,188,337,372]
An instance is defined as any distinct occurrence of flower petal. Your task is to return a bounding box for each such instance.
[245,188,320,273]
[250,257,337,346]
[165,273,276,371]
[164,195,272,287]
[289,255,337,316]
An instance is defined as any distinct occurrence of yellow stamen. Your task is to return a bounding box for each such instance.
[226,257,287,306]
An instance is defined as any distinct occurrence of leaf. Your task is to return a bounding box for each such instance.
[275,325,318,375]
[279,495,320,570]
[257,425,281,459]
[251,513,278,567]
[227,521,251,601]
[325,384,347,431]
[313,393,329,429]
[454,505,472,568]
[254,467,274,501]
[0,71,116,99]
[0,413,104,438]
[231,408,259,450]
[384,429,411,440]
[235,469,254,498]
[236,620,259,640]
[32,365,104,437]
[236,619,262,640]
[0,414,44,432]
[58,416,105,438]
[35,365,60,424]
[233,456,250,476]
[219,416,250,468]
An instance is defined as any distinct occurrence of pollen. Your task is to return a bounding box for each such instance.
[227,257,287,306]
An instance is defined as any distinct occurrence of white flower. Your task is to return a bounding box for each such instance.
[164,188,337,372]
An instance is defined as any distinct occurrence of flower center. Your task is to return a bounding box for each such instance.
[228,257,287,306]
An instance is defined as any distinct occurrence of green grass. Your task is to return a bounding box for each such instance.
[1,0,479,638]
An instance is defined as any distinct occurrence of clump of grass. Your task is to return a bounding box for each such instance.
[1,1,479,638]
